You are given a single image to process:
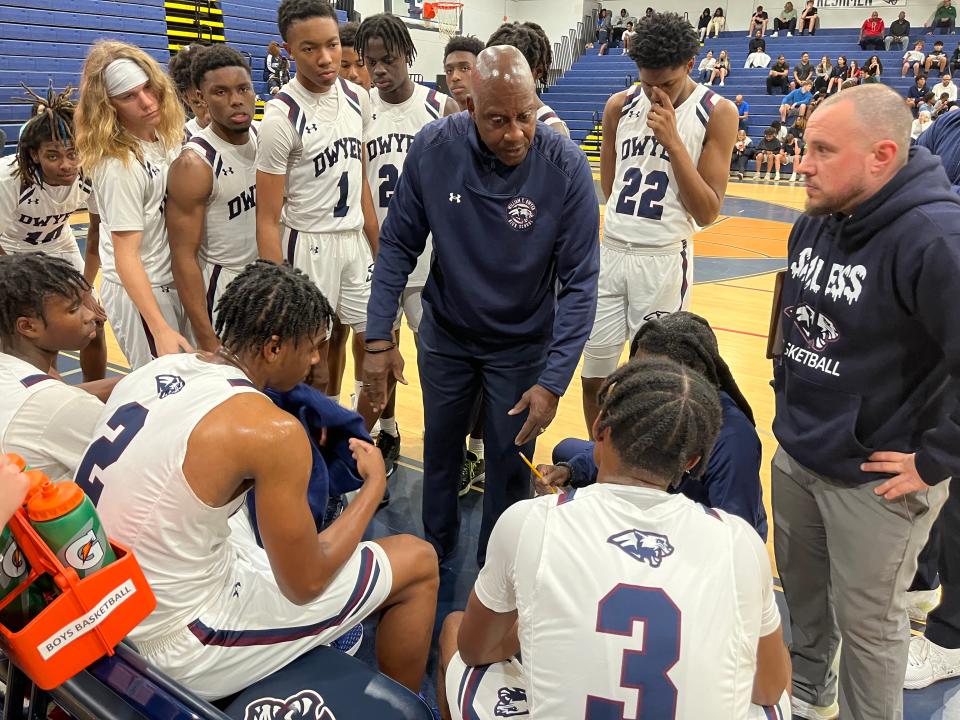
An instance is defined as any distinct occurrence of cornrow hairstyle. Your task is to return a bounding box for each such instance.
[355,13,417,67]
[15,84,77,188]
[0,253,91,339]
[215,260,335,355]
[520,21,553,76]
[486,22,549,81]
[169,44,206,95]
[597,357,722,485]
[277,0,338,42]
[628,12,700,70]
[444,34,484,61]
[191,44,251,90]
[339,20,361,48]
[629,311,755,425]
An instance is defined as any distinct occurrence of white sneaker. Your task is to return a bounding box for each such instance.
[720,80,725,86]
[764,173,772,180]
[905,635,960,689]
[787,31,793,36]
[789,172,797,181]
[772,31,779,37]
[907,588,942,622]
[774,172,781,180]
[791,696,840,719]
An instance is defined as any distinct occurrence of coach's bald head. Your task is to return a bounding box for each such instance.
[467,46,539,166]
[800,84,912,216]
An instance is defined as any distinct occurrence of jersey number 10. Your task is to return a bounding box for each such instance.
[614,169,669,220]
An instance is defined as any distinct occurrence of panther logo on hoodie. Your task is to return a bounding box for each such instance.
[785,304,840,352]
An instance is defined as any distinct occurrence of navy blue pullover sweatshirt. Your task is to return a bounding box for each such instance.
[916,109,960,192]
[773,146,960,485]
[366,112,601,396]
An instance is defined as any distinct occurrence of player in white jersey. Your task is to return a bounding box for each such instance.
[439,359,791,720]
[357,13,459,472]
[0,86,108,382]
[581,12,738,430]
[168,46,259,352]
[78,261,438,700]
[443,35,485,111]
[257,0,382,428]
[169,44,211,141]
[0,255,106,482]
[76,41,194,370]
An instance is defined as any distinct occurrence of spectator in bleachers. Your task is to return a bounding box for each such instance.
[920,90,938,114]
[746,31,771,67]
[829,55,849,93]
[847,58,863,84]
[936,72,958,100]
[793,51,813,87]
[708,49,731,85]
[792,115,807,139]
[749,5,770,36]
[904,40,927,77]
[338,21,371,90]
[622,21,637,54]
[732,128,754,179]
[799,0,818,36]
[952,42,960,72]
[698,50,717,81]
[780,132,804,180]
[926,39,950,74]
[886,11,912,51]
[908,74,930,114]
[768,53,791,93]
[169,44,209,137]
[706,7,725,39]
[912,109,934,138]
[813,55,832,93]
[611,8,633,47]
[597,8,612,54]
[735,94,750,131]
[863,54,884,83]
[780,79,814,122]
[860,11,886,50]
[264,41,291,94]
[934,92,954,116]
[755,126,783,179]
[772,1,797,36]
[697,7,713,43]
[929,0,957,35]
[771,118,788,142]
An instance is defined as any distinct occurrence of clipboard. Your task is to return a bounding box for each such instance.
[766,270,786,359]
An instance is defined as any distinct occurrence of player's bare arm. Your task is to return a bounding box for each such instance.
[457,590,520,667]
[256,170,287,264]
[648,86,737,227]
[600,90,628,200]
[753,625,791,706]
[360,159,380,257]
[83,212,102,286]
[113,230,194,356]
[167,151,217,351]
[184,392,388,605]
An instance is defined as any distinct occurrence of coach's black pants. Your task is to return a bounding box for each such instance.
[911,479,960,648]
[417,304,545,566]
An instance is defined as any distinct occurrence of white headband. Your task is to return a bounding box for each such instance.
[104,58,149,97]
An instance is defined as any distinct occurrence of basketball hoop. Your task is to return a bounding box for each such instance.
[423,1,463,44]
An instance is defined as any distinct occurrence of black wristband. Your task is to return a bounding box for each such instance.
[364,343,396,354]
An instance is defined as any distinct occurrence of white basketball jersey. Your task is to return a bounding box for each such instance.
[366,84,448,287]
[0,353,59,446]
[83,353,261,639]
[486,484,777,719]
[265,76,368,233]
[536,102,567,132]
[184,116,202,141]
[93,140,179,286]
[182,125,259,271]
[0,156,91,254]
[603,84,722,252]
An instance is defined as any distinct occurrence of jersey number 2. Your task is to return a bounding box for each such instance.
[74,402,149,505]
[615,169,669,220]
[378,164,399,208]
[585,584,680,720]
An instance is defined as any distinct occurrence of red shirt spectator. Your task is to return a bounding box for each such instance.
[860,12,885,49]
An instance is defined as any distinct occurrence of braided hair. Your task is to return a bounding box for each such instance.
[629,311,755,425]
[597,357,722,485]
[0,253,90,339]
[215,260,335,355]
[15,84,77,188]
[168,44,206,95]
[486,22,551,82]
[355,13,417,67]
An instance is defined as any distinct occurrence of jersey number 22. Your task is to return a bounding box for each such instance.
[615,169,668,220]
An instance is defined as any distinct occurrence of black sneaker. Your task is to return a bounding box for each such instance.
[321,494,345,530]
[458,450,484,497]
[376,428,401,477]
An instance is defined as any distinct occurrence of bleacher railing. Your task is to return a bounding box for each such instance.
[546,11,597,89]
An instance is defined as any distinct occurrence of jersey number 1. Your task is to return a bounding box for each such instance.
[334,171,349,218]
[74,402,149,505]
[614,169,669,220]
[585,584,680,720]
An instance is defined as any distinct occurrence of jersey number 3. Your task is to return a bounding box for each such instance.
[614,169,669,220]
[75,402,149,505]
[585,584,680,720]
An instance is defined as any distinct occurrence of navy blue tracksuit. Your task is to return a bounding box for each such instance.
[367,112,600,564]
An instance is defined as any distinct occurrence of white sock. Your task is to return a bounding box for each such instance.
[380,416,398,437]
[468,437,484,459]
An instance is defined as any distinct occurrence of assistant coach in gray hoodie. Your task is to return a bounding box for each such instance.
[772,85,960,720]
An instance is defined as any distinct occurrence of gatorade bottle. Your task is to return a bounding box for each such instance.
[27,482,116,578]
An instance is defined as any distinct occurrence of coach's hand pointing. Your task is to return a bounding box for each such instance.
[510,384,560,445]
[362,339,406,413]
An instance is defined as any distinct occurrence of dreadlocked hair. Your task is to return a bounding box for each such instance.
[629,311,755,425]
[355,13,417,67]
[169,44,206,95]
[628,12,699,70]
[596,357,722,486]
[14,84,77,188]
[277,0,338,41]
[0,253,90,339]
[444,34,484,61]
[519,22,553,77]
[215,260,335,355]
[190,44,251,90]
[486,22,550,82]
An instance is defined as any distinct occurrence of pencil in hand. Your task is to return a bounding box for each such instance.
[519,451,558,494]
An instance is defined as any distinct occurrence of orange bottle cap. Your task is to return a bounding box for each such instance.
[2,453,26,471]
[27,481,84,522]
[23,469,49,505]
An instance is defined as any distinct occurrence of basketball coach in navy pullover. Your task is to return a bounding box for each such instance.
[364,46,600,565]
[772,85,960,720]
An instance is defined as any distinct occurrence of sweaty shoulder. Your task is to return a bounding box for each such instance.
[192,391,306,463]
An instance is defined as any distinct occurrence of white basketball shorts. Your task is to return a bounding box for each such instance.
[201,261,245,330]
[393,286,424,334]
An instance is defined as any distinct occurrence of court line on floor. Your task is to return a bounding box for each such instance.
[714,282,776,294]
[713,326,769,340]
